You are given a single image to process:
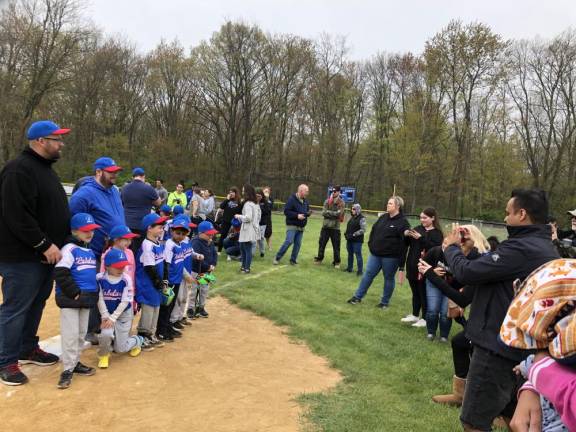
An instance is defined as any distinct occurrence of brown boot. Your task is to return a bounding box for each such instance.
[432,375,466,406]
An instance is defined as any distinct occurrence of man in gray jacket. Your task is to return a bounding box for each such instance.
[314,186,345,268]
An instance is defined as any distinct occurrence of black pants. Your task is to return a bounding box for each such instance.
[87,257,102,336]
[452,331,472,379]
[157,283,180,335]
[218,221,232,252]
[129,229,145,255]
[316,227,341,264]
[408,278,427,317]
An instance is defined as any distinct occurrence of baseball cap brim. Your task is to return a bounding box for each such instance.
[102,166,122,173]
[202,229,218,235]
[120,232,140,239]
[567,210,576,217]
[109,260,130,269]
[153,216,169,225]
[77,223,101,232]
[189,223,198,228]
[51,128,71,135]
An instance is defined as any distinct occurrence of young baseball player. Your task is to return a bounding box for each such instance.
[188,221,218,319]
[54,213,100,389]
[135,213,168,348]
[97,248,144,368]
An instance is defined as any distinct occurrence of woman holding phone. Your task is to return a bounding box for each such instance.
[401,208,444,328]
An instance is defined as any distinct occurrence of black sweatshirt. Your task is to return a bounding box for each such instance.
[0,147,70,262]
[219,199,241,224]
[367,212,410,267]
[405,226,443,279]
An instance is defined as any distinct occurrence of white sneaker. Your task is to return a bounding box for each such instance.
[412,319,427,328]
[400,314,419,323]
[273,259,279,265]
[227,256,231,262]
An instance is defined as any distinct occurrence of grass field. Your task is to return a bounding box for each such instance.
[214,214,508,432]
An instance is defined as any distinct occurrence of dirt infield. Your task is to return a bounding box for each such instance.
[1,295,341,432]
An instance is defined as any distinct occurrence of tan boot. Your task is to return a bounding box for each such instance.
[432,375,466,406]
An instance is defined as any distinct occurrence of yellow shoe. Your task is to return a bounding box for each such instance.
[129,346,142,357]
[98,354,110,369]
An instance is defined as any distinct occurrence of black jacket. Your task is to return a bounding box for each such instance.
[444,224,559,361]
[0,148,70,262]
[54,236,99,309]
[284,194,310,228]
[259,199,272,226]
[345,214,366,243]
[367,213,410,266]
[405,226,443,279]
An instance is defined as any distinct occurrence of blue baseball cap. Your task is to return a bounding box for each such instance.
[27,120,70,140]
[93,157,122,173]
[172,205,184,215]
[198,221,218,235]
[141,213,168,231]
[172,216,191,231]
[231,218,242,228]
[71,213,101,232]
[104,248,130,269]
[109,225,139,240]
[132,167,145,176]
[159,204,172,214]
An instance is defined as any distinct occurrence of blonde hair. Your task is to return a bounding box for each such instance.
[460,224,490,254]
[389,195,404,210]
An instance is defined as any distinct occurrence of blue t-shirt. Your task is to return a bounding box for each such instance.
[135,238,164,307]
[55,243,98,294]
[121,179,159,230]
[164,238,187,285]
[97,272,133,314]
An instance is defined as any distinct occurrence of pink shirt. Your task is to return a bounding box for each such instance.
[100,247,136,290]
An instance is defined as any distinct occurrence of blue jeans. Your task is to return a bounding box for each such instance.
[0,262,55,367]
[353,254,399,305]
[346,241,363,273]
[275,229,304,263]
[223,237,240,257]
[240,241,254,270]
[425,279,452,338]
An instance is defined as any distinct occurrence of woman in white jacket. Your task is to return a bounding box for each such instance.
[234,184,261,273]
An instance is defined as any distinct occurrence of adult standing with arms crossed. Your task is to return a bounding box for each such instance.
[0,120,71,385]
[314,185,345,269]
[273,184,311,265]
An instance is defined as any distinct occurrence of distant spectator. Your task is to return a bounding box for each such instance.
[274,184,311,266]
[262,186,274,250]
[167,183,187,209]
[155,179,168,206]
[314,185,345,269]
[217,187,241,253]
[344,203,366,276]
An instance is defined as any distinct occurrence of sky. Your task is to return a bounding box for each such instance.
[16,0,576,59]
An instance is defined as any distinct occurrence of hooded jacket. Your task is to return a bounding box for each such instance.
[321,196,345,230]
[69,177,125,258]
[284,193,310,228]
[444,224,559,361]
[367,212,410,266]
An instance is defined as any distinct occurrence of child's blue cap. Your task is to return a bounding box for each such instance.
[141,213,168,231]
[231,218,242,228]
[109,225,139,240]
[198,221,218,235]
[104,248,130,268]
[173,205,184,215]
[71,213,101,232]
[160,204,172,214]
[172,216,192,231]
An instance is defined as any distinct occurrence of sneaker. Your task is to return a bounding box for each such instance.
[260,252,264,258]
[57,370,73,389]
[129,345,142,357]
[400,314,419,323]
[168,327,182,338]
[289,260,298,265]
[227,255,232,262]
[171,321,185,330]
[243,269,251,274]
[139,335,155,352]
[186,308,195,319]
[347,296,361,305]
[197,308,209,318]
[333,264,340,269]
[313,258,322,265]
[412,319,427,328]
[149,335,165,348]
[179,317,192,326]
[375,303,388,309]
[439,337,449,343]
[157,332,174,343]
[0,364,28,386]
[73,362,96,376]
[85,333,99,346]
[427,334,435,341]
[273,259,279,265]
[344,268,353,273]
[19,347,59,366]
[356,271,363,277]
[98,354,110,369]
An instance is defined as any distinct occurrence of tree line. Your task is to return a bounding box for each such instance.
[1,0,575,221]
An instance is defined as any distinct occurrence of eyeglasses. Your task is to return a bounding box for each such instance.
[41,137,64,143]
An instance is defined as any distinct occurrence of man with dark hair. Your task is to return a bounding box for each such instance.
[314,186,345,268]
[441,188,558,431]
[155,179,168,206]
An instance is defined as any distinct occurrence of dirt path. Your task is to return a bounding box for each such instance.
[1,295,341,432]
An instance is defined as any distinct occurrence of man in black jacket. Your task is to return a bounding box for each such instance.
[442,189,558,431]
[0,120,71,386]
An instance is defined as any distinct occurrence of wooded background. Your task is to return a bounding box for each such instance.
[1,0,575,220]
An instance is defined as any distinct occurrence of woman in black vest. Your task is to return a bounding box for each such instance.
[401,207,444,327]
[344,203,366,275]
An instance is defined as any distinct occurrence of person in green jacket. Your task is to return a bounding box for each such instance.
[167,183,188,209]
[314,185,345,268]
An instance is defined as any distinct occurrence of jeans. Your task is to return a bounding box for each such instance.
[346,241,363,273]
[275,229,304,263]
[425,279,452,338]
[0,262,55,368]
[240,241,254,270]
[353,254,399,305]
[223,237,241,257]
[316,227,341,264]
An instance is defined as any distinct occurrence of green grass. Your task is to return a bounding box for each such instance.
[213,215,507,432]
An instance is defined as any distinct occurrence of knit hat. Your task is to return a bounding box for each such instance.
[499,259,576,364]
[352,203,362,213]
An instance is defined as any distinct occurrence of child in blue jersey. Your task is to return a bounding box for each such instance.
[135,213,168,348]
[96,248,144,369]
[188,221,218,319]
[159,204,172,244]
[157,217,198,341]
[54,213,101,390]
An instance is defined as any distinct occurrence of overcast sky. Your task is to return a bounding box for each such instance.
[81,0,575,59]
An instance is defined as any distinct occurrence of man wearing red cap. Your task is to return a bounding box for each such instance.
[0,120,71,386]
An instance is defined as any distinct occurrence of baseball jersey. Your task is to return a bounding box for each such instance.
[97,272,133,315]
[182,237,193,274]
[164,238,187,285]
[135,238,164,307]
[55,243,98,295]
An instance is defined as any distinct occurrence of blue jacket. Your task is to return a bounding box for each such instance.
[191,237,217,274]
[283,194,310,228]
[69,177,126,257]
